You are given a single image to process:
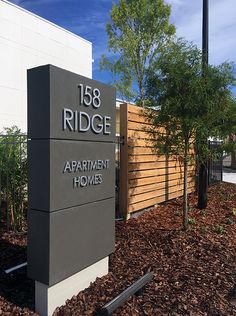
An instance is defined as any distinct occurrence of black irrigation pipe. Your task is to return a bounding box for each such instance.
[96,272,153,316]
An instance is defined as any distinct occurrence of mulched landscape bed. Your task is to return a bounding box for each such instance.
[1,182,236,315]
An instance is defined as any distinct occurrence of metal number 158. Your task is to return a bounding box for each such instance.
[78,84,101,108]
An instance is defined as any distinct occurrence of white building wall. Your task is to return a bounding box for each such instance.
[0,0,92,132]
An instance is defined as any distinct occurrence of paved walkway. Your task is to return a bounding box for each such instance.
[223,167,236,184]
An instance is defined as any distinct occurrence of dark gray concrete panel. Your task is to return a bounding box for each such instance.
[28,139,50,210]
[27,198,115,286]
[28,139,115,212]
[28,65,116,142]
[27,65,50,140]
[27,210,50,285]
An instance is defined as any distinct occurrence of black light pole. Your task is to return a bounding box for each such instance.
[198,0,208,209]
[202,0,209,66]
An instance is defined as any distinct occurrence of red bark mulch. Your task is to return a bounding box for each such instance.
[1,182,236,315]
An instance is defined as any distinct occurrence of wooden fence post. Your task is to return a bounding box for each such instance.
[119,103,129,220]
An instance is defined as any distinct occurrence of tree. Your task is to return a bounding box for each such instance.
[100,0,175,105]
[145,39,236,230]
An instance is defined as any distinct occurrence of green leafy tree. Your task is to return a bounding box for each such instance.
[145,39,236,230]
[100,0,175,105]
[0,126,27,231]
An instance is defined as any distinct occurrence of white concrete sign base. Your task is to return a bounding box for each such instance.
[35,257,109,316]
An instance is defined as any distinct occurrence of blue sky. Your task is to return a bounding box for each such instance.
[8,0,236,85]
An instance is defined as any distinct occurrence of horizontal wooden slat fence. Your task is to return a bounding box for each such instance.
[119,103,196,218]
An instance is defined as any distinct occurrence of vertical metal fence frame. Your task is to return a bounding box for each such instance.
[0,134,28,231]
[208,140,223,185]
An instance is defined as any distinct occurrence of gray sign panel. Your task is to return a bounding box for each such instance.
[28,198,115,286]
[28,65,116,142]
[27,65,116,288]
[28,139,115,211]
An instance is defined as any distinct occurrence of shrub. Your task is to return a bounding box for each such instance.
[213,225,225,234]
[188,217,196,225]
[0,126,27,231]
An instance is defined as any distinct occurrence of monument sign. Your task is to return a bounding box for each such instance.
[27,65,116,315]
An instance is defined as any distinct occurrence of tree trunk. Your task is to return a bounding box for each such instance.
[137,78,145,107]
[231,150,236,169]
[198,162,208,209]
[197,134,208,209]
[183,156,189,231]
[228,134,236,169]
